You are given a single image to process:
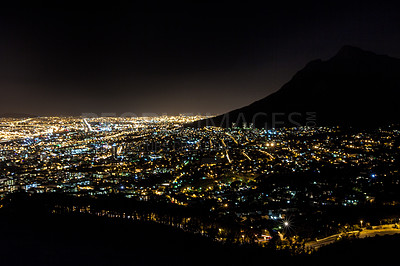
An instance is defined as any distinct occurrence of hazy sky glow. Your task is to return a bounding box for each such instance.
[1,2,400,116]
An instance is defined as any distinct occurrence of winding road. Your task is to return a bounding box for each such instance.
[306,226,400,249]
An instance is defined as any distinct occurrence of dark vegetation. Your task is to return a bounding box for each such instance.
[1,193,399,265]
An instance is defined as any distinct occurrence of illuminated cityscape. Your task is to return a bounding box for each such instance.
[2,3,400,265]
[2,116,400,254]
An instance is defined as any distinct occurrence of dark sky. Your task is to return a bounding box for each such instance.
[1,2,400,116]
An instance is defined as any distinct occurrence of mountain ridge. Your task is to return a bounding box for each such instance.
[189,46,400,128]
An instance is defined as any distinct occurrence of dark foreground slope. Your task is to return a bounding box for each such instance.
[0,193,295,266]
[1,209,400,266]
[190,46,400,128]
[1,193,400,266]
[0,210,296,266]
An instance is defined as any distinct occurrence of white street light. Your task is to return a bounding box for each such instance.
[284,221,289,227]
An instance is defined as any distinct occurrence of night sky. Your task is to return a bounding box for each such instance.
[1,2,400,116]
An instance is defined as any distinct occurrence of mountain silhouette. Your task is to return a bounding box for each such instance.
[189,46,400,128]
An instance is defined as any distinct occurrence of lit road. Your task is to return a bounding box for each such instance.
[305,233,346,249]
[359,228,400,238]
[258,149,274,160]
[226,150,232,163]
[242,151,251,161]
[305,227,400,249]
[225,133,239,145]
